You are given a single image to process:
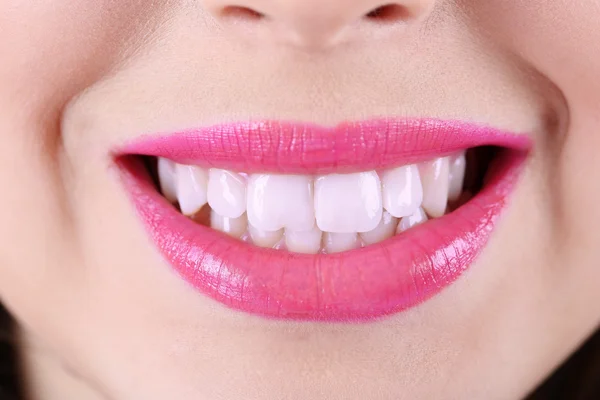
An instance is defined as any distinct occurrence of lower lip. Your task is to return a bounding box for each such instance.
[118,150,527,322]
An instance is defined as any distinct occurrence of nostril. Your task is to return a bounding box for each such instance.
[365,4,409,23]
[221,5,266,21]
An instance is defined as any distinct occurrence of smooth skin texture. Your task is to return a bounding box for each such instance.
[1,0,599,399]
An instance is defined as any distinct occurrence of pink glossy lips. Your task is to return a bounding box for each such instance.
[117,119,531,321]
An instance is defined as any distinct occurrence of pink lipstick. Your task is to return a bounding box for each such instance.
[116,118,530,321]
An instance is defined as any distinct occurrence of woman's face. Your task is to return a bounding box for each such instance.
[1,1,600,399]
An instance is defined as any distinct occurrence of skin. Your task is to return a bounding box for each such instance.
[1,0,599,398]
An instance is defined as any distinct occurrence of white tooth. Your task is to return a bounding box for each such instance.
[248,224,284,248]
[211,212,248,239]
[285,226,323,254]
[158,158,178,203]
[360,212,398,245]
[419,157,450,218]
[208,169,247,218]
[381,164,423,218]
[397,207,428,233]
[315,172,382,233]
[323,232,361,254]
[448,153,467,202]
[176,164,209,216]
[247,174,315,232]
[210,211,248,239]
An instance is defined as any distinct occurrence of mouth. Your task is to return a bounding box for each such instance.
[115,118,531,322]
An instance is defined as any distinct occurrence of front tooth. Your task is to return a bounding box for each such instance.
[315,172,382,233]
[247,174,315,232]
[324,232,361,254]
[210,212,248,239]
[176,164,209,216]
[208,169,247,218]
[158,158,178,203]
[360,212,398,245]
[381,164,423,218]
[397,207,428,233]
[248,224,284,248]
[448,153,467,202]
[419,157,450,218]
[285,226,323,254]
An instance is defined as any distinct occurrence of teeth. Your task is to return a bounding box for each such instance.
[208,169,247,218]
[211,212,248,238]
[176,164,209,216]
[162,150,469,253]
[360,212,398,245]
[285,226,323,254]
[158,158,178,203]
[324,232,361,254]
[381,164,423,218]
[419,157,450,218]
[448,153,467,202]
[248,224,284,248]
[247,174,315,232]
[397,207,428,233]
[315,172,382,233]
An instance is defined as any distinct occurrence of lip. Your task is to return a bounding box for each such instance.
[121,119,530,174]
[116,118,531,322]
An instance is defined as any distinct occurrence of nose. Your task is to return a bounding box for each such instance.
[202,0,436,50]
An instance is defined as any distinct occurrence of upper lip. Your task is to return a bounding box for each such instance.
[119,118,530,174]
[116,117,531,322]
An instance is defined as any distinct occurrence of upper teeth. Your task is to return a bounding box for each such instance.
[314,171,383,233]
[156,153,467,253]
[419,157,450,218]
[247,174,315,232]
[207,169,247,218]
[157,158,178,204]
[448,153,467,202]
[381,164,423,218]
[175,164,209,216]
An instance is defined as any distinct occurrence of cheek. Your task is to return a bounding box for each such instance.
[0,0,160,338]
[0,1,170,116]
[466,2,600,213]
[468,1,600,110]
[497,1,600,245]
[477,0,600,315]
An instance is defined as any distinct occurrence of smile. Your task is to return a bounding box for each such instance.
[116,118,531,321]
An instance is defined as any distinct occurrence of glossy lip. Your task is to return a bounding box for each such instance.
[121,119,530,174]
[116,118,531,322]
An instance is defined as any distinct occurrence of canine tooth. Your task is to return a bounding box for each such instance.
[285,226,323,254]
[381,164,423,218]
[315,172,382,233]
[448,153,467,202]
[208,169,247,218]
[324,232,361,254]
[360,212,398,245]
[211,212,248,239]
[247,174,315,232]
[158,158,178,203]
[248,224,284,248]
[176,164,209,216]
[419,157,450,218]
[397,207,428,233]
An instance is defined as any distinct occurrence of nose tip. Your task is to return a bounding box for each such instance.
[203,0,436,50]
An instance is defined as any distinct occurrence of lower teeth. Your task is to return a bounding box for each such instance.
[184,205,440,255]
